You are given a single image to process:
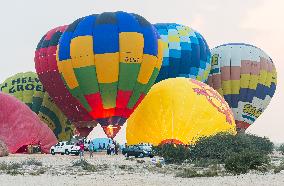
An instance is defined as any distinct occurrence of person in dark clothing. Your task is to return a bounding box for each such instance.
[106,144,111,155]
[110,142,115,155]
[115,142,119,155]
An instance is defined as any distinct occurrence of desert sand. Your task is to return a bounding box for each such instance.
[0,153,284,186]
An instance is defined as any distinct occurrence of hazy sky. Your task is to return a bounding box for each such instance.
[0,0,283,143]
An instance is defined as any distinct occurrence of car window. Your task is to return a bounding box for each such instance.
[140,146,151,151]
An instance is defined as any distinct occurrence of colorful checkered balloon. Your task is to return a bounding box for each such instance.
[56,12,163,138]
[207,43,277,132]
[154,23,211,83]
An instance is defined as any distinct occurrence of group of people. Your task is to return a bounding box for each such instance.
[78,140,97,159]
[77,139,120,159]
[106,141,119,155]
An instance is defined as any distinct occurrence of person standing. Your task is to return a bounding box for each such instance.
[79,140,84,160]
[110,142,115,155]
[115,142,119,155]
[89,141,94,158]
[38,142,42,154]
[107,144,111,155]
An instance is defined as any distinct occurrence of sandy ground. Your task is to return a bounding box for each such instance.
[0,153,284,186]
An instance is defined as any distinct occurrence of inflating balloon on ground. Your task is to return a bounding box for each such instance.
[126,78,236,146]
[0,92,58,153]
[0,72,74,141]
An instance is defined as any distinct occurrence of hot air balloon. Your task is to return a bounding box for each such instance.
[126,78,236,146]
[153,23,211,83]
[207,43,277,132]
[0,92,58,153]
[54,11,163,138]
[0,72,74,141]
[35,26,96,137]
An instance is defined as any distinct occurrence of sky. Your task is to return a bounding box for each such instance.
[0,0,283,143]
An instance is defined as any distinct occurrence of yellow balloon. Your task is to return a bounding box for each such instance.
[126,78,236,146]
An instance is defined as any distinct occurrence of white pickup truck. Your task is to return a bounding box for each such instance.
[50,141,80,156]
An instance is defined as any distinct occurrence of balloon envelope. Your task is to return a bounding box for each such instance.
[207,43,277,131]
[56,11,163,138]
[0,72,74,141]
[154,23,211,83]
[126,78,236,146]
[0,92,58,153]
[35,26,97,137]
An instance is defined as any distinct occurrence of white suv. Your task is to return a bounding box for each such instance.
[50,141,80,156]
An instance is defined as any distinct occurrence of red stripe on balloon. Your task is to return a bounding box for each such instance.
[34,49,44,74]
[47,46,58,71]
[115,93,146,118]
[116,90,132,108]
[86,93,115,119]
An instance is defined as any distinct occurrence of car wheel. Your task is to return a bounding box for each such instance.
[65,150,70,155]
[149,155,154,158]
[61,152,65,155]
[139,153,144,158]
[51,150,55,155]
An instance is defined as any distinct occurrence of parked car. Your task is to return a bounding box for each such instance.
[122,145,154,158]
[50,141,80,155]
[70,136,91,151]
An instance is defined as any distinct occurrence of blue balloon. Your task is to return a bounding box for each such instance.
[153,23,211,83]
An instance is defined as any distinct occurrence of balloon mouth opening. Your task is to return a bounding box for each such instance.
[101,124,121,139]
[73,121,98,137]
[97,116,126,138]
[74,127,94,137]
[15,144,41,154]
[160,139,184,146]
[73,121,97,128]
[235,120,250,133]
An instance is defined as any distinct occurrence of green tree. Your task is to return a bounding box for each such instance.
[278,144,284,155]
